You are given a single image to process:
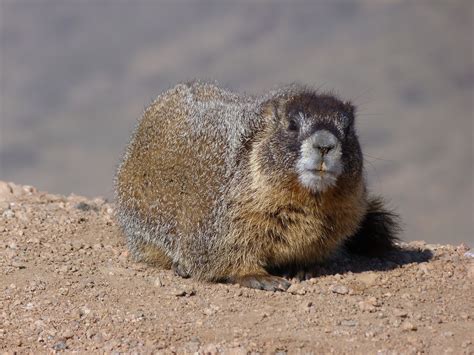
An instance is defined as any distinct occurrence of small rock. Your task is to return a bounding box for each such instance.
[467,263,474,279]
[172,288,195,297]
[62,330,74,339]
[154,277,164,287]
[393,309,408,318]
[460,312,470,320]
[92,243,103,250]
[442,331,454,337]
[287,283,306,295]
[79,307,91,317]
[365,330,376,338]
[456,243,470,253]
[401,321,417,331]
[358,301,376,312]
[0,181,13,201]
[366,296,380,307]
[200,344,219,354]
[184,339,201,353]
[75,202,99,212]
[11,261,26,269]
[86,329,96,339]
[0,201,10,212]
[203,305,220,316]
[418,262,433,275]
[356,272,378,286]
[464,251,474,259]
[391,318,401,328]
[340,319,358,327]
[9,183,25,197]
[52,341,67,351]
[462,340,472,348]
[330,284,349,295]
[22,185,36,194]
[2,209,15,219]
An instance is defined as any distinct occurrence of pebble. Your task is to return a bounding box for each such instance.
[358,301,376,312]
[287,284,307,295]
[172,288,196,297]
[330,284,349,295]
[154,277,164,287]
[2,209,15,219]
[401,321,417,331]
[79,307,92,317]
[393,309,408,318]
[75,202,99,212]
[62,330,74,339]
[9,183,25,197]
[203,305,220,316]
[23,185,36,194]
[339,319,358,327]
[356,272,378,286]
[467,263,474,279]
[0,182,14,201]
[418,262,434,275]
[0,201,10,212]
[462,340,472,348]
[52,341,67,351]
[366,296,380,306]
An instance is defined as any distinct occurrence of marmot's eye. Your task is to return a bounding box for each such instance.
[288,111,304,132]
[288,118,299,132]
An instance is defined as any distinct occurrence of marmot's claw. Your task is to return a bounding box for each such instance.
[235,275,291,292]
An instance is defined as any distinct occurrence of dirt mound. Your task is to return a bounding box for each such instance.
[0,181,473,353]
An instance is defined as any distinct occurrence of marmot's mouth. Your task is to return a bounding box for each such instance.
[298,169,338,193]
[306,169,336,176]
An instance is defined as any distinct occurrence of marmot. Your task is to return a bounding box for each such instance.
[114,81,399,291]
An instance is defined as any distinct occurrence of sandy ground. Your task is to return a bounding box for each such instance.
[0,181,473,354]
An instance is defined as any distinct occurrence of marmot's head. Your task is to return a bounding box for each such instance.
[258,89,363,193]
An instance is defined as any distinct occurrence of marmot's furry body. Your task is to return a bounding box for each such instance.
[115,82,399,291]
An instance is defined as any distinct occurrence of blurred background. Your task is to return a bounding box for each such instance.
[0,0,472,244]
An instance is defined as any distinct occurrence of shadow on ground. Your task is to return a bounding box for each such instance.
[270,245,434,279]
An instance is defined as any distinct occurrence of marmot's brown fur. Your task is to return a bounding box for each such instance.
[114,81,400,291]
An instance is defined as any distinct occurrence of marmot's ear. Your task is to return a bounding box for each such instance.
[345,101,356,117]
[261,98,286,124]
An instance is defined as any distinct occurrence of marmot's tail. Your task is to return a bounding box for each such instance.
[344,196,401,257]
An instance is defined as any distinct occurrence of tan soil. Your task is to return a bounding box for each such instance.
[0,181,473,354]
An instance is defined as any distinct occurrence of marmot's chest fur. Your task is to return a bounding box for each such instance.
[228,169,367,271]
[114,81,399,291]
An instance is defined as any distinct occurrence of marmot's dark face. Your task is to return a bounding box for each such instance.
[262,92,363,193]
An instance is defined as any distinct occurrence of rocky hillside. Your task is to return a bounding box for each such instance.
[0,181,473,353]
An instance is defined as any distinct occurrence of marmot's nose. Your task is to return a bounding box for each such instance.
[312,130,338,156]
[317,144,335,156]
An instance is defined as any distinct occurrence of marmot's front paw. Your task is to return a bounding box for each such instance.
[233,275,291,291]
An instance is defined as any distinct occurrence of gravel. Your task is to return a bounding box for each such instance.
[0,181,473,353]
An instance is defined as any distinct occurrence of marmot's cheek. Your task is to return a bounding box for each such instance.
[323,154,343,177]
